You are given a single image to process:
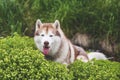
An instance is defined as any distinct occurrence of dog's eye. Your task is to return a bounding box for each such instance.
[41,34,44,37]
[49,35,53,37]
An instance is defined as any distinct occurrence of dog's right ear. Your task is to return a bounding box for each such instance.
[35,19,42,31]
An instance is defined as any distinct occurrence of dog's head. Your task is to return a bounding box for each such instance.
[34,19,62,55]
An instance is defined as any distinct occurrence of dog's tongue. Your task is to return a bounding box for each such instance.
[43,48,49,55]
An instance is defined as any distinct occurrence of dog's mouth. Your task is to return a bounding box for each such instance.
[43,46,50,55]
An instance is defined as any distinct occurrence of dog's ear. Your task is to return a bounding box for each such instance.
[35,19,42,31]
[53,20,60,29]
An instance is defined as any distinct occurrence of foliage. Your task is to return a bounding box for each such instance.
[0,0,120,42]
[69,60,120,80]
[0,34,120,79]
[0,33,72,79]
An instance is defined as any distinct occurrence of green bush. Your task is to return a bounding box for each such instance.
[0,33,72,80]
[0,34,120,79]
[69,60,120,80]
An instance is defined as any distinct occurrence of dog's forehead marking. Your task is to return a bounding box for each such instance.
[41,23,55,34]
[35,23,60,37]
[35,23,53,36]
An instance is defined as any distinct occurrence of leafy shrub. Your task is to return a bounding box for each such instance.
[0,33,72,80]
[69,60,120,80]
[0,34,120,79]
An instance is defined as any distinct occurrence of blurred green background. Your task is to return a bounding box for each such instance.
[0,0,120,40]
[0,0,120,58]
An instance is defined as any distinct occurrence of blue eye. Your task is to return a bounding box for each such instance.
[49,35,53,37]
[41,34,44,37]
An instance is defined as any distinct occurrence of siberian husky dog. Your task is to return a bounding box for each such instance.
[34,19,108,65]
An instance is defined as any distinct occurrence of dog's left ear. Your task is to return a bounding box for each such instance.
[53,20,60,29]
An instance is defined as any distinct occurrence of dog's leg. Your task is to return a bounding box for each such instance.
[74,45,89,62]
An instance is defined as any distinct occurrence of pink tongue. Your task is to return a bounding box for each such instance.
[43,48,49,55]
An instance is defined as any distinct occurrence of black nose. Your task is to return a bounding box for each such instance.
[44,41,49,46]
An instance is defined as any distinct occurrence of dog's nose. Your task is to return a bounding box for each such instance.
[44,41,49,46]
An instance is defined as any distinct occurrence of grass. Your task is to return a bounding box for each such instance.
[0,0,120,39]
